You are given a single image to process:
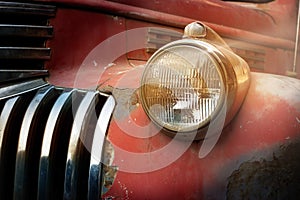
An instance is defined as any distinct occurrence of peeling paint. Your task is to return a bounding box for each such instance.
[101,140,118,196]
[98,87,139,120]
[112,16,119,21]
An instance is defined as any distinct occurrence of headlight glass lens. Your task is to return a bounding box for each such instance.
[141,44,225,133]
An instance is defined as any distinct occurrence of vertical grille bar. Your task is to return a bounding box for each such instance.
[38,89,76,200]
[13,86,57,200]
[0,91,36,199]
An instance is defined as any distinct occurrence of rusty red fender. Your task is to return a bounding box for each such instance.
[103,72,300,199]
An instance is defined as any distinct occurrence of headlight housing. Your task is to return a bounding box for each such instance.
[140,22,250,140]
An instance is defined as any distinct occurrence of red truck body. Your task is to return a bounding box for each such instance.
[0,0,300,199]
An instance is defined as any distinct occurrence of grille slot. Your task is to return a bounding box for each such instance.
[146,27,182,53]
[0,1,56,82]
[231,46,265,71]
[0,1,56,25]
[145,28,266,71]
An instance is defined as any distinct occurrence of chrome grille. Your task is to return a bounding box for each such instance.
[0,2,117,199]
[0,1,56,83]
[0,83,115,199]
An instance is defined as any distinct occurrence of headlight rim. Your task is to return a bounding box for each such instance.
[140,38,230,137]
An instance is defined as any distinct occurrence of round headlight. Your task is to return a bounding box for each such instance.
[141,41,225,133]
[140,22,250,140]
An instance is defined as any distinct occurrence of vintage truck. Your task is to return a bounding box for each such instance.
[0,0,299,199]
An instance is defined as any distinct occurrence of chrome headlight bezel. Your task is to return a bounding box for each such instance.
[140,22,250,140]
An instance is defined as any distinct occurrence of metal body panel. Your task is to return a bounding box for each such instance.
[46,6,299,91]
[46,8,127,88]
[103,72,300,199]
[107,0,296,39]
[39,0,296,49]
[38,0,296,39]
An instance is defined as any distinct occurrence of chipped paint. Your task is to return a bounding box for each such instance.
[117,180,131,200]
[101,140,118,196]
[93,60,98,67]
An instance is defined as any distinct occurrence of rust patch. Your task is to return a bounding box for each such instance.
[227,140,300,199]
